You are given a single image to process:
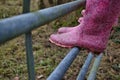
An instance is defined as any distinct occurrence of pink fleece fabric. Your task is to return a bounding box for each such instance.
[49,0,120,53]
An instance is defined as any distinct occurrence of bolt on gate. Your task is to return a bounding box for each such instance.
[0,0,103,80]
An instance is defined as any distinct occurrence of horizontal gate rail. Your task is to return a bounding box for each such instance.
[0,0,85,45]
[48,50,103,80]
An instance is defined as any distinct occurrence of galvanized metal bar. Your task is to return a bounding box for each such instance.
[76,52,94,80]
[25,32,35,80]
[23,0,30,13]
[23,0,35,80]
[0,0,85,44]
[47,47,80,80]
[87,53,103,80]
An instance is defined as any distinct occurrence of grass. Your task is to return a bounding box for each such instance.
[0,0,120,80]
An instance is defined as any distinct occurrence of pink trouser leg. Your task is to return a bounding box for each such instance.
[49,0,120,53]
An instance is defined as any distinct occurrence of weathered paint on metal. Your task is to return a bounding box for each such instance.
[0,0,85,44]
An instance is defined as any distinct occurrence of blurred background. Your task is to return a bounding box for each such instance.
[0,0,120,80]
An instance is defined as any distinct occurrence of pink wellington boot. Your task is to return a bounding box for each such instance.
[50,0,120,53]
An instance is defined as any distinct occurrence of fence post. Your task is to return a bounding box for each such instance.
[23,0,35,80]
